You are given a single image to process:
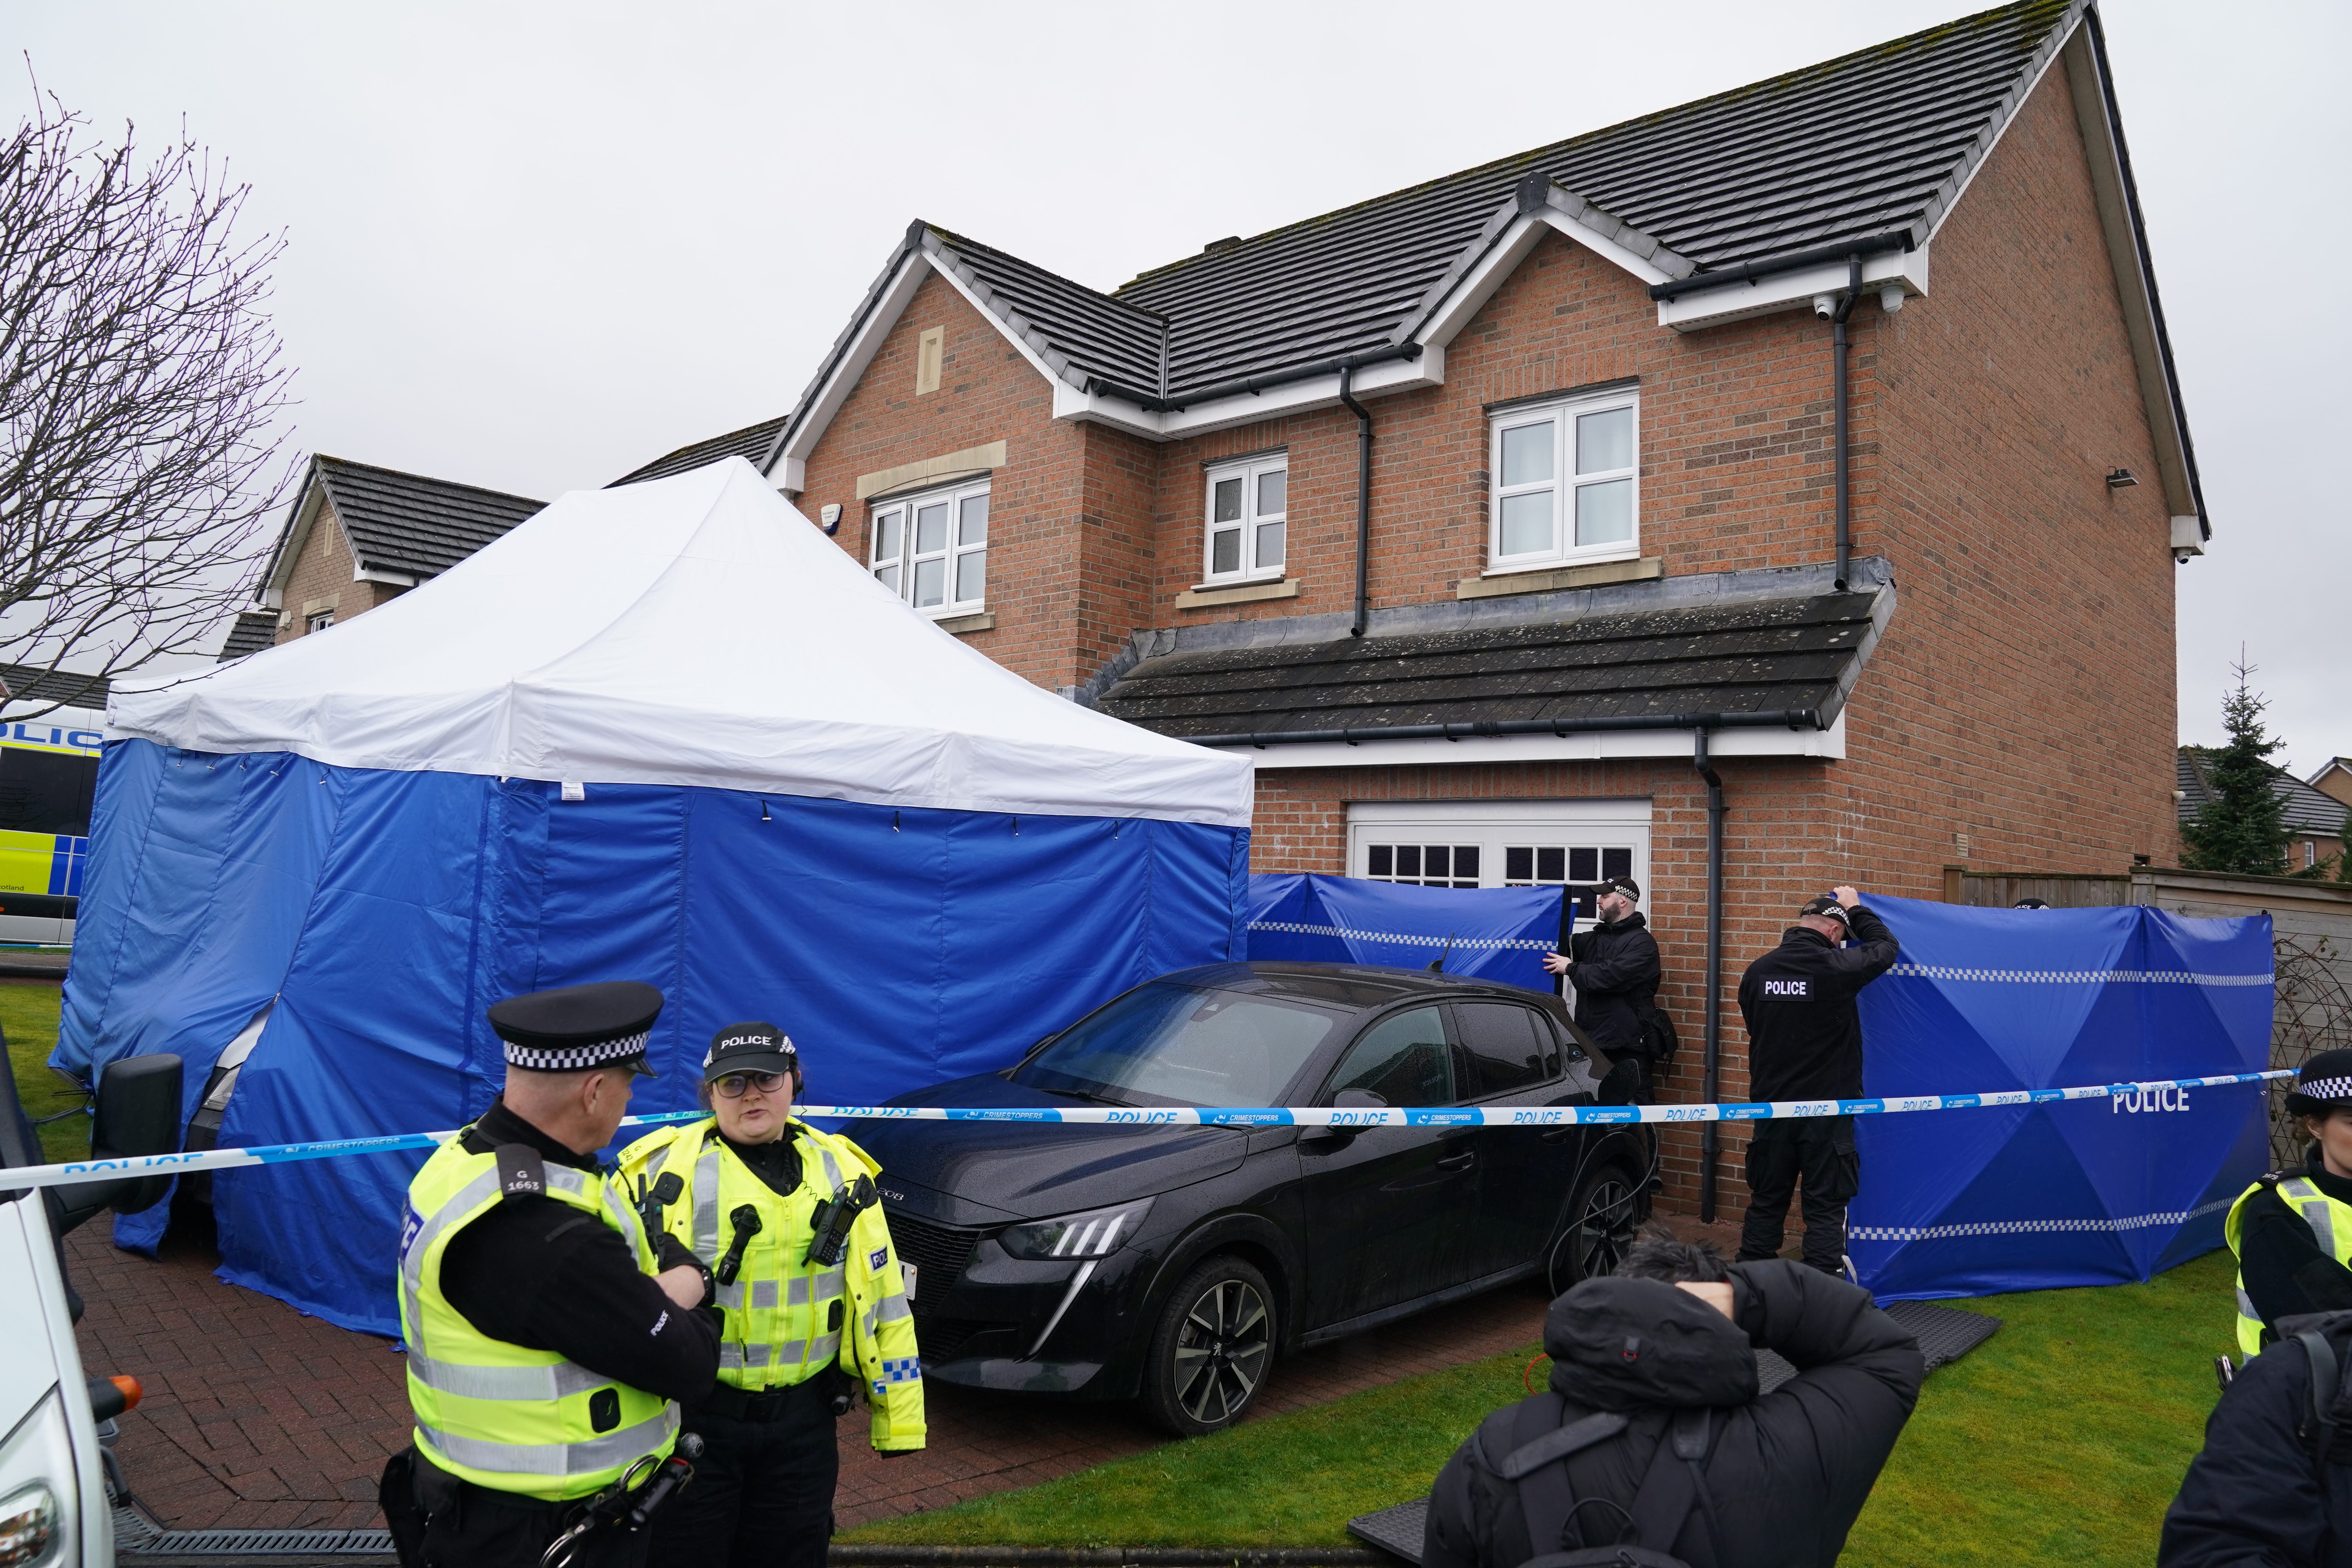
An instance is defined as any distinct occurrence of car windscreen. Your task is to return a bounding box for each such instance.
[1013,981,1343,1107]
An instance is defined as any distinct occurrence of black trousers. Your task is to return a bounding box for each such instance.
[382,1447,651,1568]
[649,1382,839,1568]
[1737,1114,1860,1273]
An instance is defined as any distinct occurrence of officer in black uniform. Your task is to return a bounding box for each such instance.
[381,981,722,1568]
[1733,886,1901,1276]
[1542,875,1663,1101]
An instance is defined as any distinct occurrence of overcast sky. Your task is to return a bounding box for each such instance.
[11,1,2343,770]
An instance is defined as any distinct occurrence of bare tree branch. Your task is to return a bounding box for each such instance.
[0,61,296,717]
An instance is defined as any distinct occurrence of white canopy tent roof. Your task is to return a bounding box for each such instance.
[112,459,1252,826]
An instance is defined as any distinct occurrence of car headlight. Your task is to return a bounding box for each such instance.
[0,1483,60,1568]
[998,1198,1154,1261]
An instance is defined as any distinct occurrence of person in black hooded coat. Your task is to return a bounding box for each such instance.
[1423,1230,1923,1568]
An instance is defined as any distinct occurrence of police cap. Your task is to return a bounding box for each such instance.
[2286,1050,2352,1118]
[488,981,663,1075]
[1797,894,1851,928]
[703,1020,799,1083]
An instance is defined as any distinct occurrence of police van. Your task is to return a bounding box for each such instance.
[0,1040,181,1567]
[0,704,107,947]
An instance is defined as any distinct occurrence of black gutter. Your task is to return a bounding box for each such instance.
[1175,708,1821,751]
[1085,343,1423,415]
[1831,254,1860,592]
[1693,730,1727,1224]
[1339,365,1374,637]
[1646,232,1908,303]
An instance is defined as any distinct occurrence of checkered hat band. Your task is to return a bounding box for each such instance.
[504,1028,651,1072]
[2295,1076,2352,1102]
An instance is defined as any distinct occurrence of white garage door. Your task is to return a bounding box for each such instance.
[1346,799,1651,923]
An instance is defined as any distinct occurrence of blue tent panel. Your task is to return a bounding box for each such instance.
[1851,893,2272,1299]
[57,741,1247,1336]
[1243,873,1562,993]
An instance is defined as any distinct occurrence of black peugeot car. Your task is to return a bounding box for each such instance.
[849,961,1650,1436]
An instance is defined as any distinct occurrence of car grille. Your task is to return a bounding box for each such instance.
[884,1209,982,1308]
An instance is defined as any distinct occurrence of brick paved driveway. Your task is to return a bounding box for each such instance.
[67,1216,1576,1533]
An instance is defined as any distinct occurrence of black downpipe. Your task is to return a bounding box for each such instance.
[1695,730,1727,1223]
[1339,366,1373,638]
[1831,254,1860,593]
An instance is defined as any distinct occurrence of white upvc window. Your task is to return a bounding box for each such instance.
[1488,390,1639,572]
[1202,456,1287,583]
[871,478,989,616]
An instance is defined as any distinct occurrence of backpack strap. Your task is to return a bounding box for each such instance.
[1621,1408,1718,1560]
[2299,1328,2348,1482]
[1503,1395,1632,1557]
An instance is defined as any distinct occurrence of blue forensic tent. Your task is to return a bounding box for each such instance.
[55,459,1252,1336]
[1848,893,2274,1299]
[1245,873,1562,993]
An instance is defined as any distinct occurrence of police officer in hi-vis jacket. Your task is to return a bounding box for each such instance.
[619,1022,924,1568]
[2225,1050,2352,1355]
[384,981,720,1568]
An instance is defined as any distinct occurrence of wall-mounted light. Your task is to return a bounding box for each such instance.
[2105,468,2139,489]
[1878,285,1905,313]
[819,503,843,535]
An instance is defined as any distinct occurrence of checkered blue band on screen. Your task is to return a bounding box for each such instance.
[2294,1076,2352,1102]
[503,1028,652,1072]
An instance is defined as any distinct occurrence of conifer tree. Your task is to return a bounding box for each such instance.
[2181,659,2289,876]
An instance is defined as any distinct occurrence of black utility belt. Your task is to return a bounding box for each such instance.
[693,1372,836,1423]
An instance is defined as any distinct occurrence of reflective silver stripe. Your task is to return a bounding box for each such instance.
[2283,1180,2340,1258]
[695,1143,723,1262]
[751,1279,778,1311]
[715,1281,744,1311]
[876,1294,912,1325]
[2239,1287,2262,1319]
[716,1278,784,1313]
[407,1351,612,1402]
[719,1334,839,1370]
[786,1269,846,1307]
[401,1168,504,1361]
[418,1403,678,1480]
[815,1145,842,1196]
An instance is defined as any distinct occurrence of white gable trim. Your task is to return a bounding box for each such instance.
[768,251,928,492]
[259,472,339,610]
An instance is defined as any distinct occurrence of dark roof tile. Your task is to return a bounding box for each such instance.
[218,612,278,662]
[311,456,543,579]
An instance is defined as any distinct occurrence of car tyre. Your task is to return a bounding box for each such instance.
[1546,1164,1640,1294]
[1141,1255,1276,1437]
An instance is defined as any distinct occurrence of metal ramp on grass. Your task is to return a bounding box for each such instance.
[1347,1300,2000,1564]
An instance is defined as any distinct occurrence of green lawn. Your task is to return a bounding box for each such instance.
[2,980,84,1161]
[846,1250,2236,1564]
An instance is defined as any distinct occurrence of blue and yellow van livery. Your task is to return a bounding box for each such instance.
[0,711,105,942]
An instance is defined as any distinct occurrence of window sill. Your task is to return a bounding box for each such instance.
[1174,578,1298,611]
[1457,556,1661,600]
[930,610,995,634]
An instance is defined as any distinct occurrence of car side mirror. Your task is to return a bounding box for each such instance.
[1305,1088,1386,1151]
[54,1054,183,1235]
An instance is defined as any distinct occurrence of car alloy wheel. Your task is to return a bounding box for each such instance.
[1548,1168,1638,1294]
[1143,1256,1274,1437]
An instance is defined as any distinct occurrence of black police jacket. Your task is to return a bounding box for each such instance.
[1736,906,1900,1102]
[1566,913,1662,1058]
[2163,1311,2352,1566]
[1423,1261,1923,1568]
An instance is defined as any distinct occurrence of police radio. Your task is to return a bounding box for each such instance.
[806,1174,878,1267]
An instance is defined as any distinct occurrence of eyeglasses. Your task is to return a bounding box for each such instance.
[713,1071,790,1099]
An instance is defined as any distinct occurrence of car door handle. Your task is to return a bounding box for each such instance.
[1539,1127,1576,1143]
[1436,1150,1476,1171]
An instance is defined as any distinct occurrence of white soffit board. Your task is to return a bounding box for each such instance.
[1218,713,1845,771]
[1657,250,1929,333]
[1051,349,1444,442]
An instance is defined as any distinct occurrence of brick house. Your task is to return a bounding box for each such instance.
[247,455,543,646]
[630,0,2205,1210]
[2178,749,2350,877]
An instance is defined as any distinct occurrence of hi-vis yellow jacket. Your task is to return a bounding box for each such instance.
[2227,1172,2352,1356]
[618,1117,924,1451]
[398,1137,678,1501]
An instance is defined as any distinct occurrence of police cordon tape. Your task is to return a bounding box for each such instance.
[2,1067,2294,1193]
